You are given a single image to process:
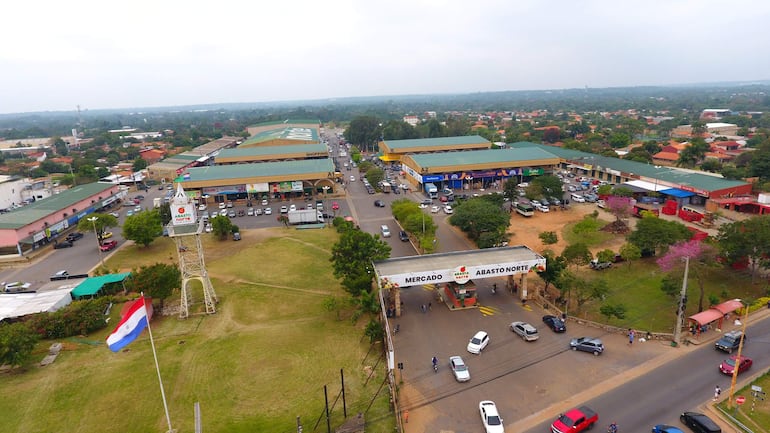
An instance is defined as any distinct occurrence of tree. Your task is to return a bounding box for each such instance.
[531,175,563,198]
[627,215,691,257]
[608,132,631,148]
[210,215,234,240]
[599,303,627,322]
[562,243,592,270]
[125,263,181,309]
[536,251,566,292]
[77,213,118,242]
[345,115,382,153]
[158,203,172,225]
[606,196,633,222]
[330,229,391,296]
[365,168,385,190]
[122,209,163,247]
[381,120,418,140]
[0,322,39,368]
[132,157,148,171]
[657,239,718,312]
[619,243,641,266]
[596,249,616,263]
[717,216,770,282]
[539,231,558,245]
[449,198,510,248]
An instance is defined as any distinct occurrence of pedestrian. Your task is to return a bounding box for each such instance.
[404,410,409,423]
[428,302,432,311]
[713,385,721,401]
[421,304,426,313]
[628,329,635,346]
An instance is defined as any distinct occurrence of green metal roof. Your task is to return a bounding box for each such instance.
[217,143,327,160]
[0,182,116,229]
[409,147,560,167]
[71,272,131,299]
[166,153,201,162]
[241,127,319,146]
[248,119,320,128]
[383,135,490,150]
[178,159,335,183]
[510,142,750,193]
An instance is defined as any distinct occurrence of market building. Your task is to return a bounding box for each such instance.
[215,143,329,164]
[146,136,240,182]
[378,135,491,163]
[0,182,123,256]
[400,147,561,191]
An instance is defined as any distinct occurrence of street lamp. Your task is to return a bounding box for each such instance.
[88,216,105,269]
[322,186,330,226]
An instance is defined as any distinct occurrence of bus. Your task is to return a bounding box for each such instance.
[515,202,535,217]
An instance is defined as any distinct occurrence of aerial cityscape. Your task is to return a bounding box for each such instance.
[1,2,770,433]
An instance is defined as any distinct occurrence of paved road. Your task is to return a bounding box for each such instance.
[522,313,770,433]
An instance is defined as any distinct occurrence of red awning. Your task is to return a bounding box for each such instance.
[688,309,723,326]
[713,299,743,315]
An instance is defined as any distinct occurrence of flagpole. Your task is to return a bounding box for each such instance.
[142,293,175,433]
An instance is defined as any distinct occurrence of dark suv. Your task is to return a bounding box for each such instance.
[398,230,409,242]
[715,330,745,353]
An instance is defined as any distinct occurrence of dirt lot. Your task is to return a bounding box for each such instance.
[506,203,623,256]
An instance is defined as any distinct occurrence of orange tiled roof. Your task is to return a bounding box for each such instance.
[653,151,680,161]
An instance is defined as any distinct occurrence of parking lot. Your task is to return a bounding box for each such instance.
[391,283,671,432]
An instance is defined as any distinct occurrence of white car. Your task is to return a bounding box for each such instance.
[307,203,313,210]
[247,208,254,216]
[431,205,440,214]
[219,209,228,217]
[198,204,206,211]
[289,204,297,212]
[261,199,268,206]
[350,175,355,182]
[264,207,273,215]
[449,355,470,382]
[444,205,454,214]
[218,202,226,209]
[467,331,490,354]
[205,224,212,233]
[570,193,586,203]
[536,204,550,213]
[419,203,429,209]
[280,206,288,214]
[479,400,504,433]
[510,321,539,341]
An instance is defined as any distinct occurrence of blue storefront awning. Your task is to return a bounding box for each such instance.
[660,188,695,198]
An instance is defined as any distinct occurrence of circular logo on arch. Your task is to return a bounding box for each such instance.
[178,207,186,214]
[453,265,470,285]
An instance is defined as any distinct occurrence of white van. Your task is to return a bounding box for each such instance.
[570,193,586,203]
[380,225,391,237]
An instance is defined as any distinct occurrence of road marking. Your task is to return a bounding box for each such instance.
[520,303,533,311]
[477,304,499,316]
[423,284,436,292]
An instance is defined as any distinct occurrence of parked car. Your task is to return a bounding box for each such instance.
[226,202,234,208]
[479,400,504,433]
[289,204,297,212]
[374,200,385,207]
[233,232,241,241]
[134,205,142,212]
[444,205,454,214]
[679,412,721,433]
[467,331,490,354]
[219,209,228,217]
[264,207,272,215]
[261,199,268,206]
[551,406,598,433]
[510,321,539,341]
[237,210,245,217]
[652,425,685,433]
[719,355,752,375]
[198,204,207,211]
[449,355,470,382]
[65,232,84,242]
[542,315,566,333]
[100,240,118,252]
[570,337,604,355]
[247,207,254,216]
[109,211,120,218]
[589,259,612,270]
[399,230,409,242]
[431,205,440,213]
[219,202,226,209]
[228,210,236,218]
[101,232,113,239]
[280,206,288,214]
[715,330,746,353]
[53,240,74,249]
[255,208,263,216]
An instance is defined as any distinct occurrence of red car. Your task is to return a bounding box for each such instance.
[99,240,118,252]
[719,355,752,375]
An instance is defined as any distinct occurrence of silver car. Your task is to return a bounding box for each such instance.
[449,355,470,382]
[510,321,539,341]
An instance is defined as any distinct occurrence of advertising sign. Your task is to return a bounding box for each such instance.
[423,175,443,182]
[247,183,270,193]
[171,204,196,226]
[379,258,546,287]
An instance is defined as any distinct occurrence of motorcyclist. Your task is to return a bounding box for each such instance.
[608,422,618,433]
[431,356,438,370]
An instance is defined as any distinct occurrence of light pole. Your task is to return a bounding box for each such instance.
[322,186,330,226]
[673,256,689,346]
[88,216,105,269]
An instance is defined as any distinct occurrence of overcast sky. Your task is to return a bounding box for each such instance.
[2,0,769,114]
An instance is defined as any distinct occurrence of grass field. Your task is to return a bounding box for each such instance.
[0,228,394,433]
[718,371,770,433]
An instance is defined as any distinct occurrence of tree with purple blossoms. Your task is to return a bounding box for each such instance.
[656,239,718,313]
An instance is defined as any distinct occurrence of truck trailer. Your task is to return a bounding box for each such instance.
[424,183,438,199]
[287,209,325,224]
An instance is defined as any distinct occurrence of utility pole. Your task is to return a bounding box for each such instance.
[673,256,689,346]
[728,304,750,409]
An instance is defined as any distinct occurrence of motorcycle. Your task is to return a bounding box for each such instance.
[432,357,438,373]
[607,424,618,433]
